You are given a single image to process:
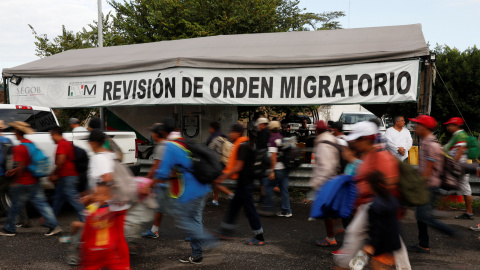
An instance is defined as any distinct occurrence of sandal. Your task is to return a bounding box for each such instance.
[316,238,338,247]
[245,237,265,246]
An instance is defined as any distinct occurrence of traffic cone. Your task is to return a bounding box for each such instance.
[311,153,315,164]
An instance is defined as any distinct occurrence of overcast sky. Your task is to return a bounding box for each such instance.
[1,0,479,73]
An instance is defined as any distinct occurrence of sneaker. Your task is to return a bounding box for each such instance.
[227,193,235,200]
[455,213,474,220]
[179,255,203,265]
[44,226,62,236]
[208,200,220,206]
[184,236,191,242]
[16,222,32,228]
[0,228,15,236]
[141,230,159,239]
[211,228,236,240]
[407,245,430,253]
[245,237,265,246]
[470,224,480,231]
[277,210,293,218]
[316,238,338,247]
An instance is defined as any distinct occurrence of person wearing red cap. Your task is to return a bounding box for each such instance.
[309,120,343,247]
[407,115,457,254]
[444,117,474,220]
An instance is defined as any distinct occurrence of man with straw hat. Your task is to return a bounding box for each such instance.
[0,121,62,237]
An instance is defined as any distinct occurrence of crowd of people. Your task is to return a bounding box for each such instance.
[0,113,479,270]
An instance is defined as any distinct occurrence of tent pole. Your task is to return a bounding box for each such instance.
[2,77,6,104]
[98,0,105,130]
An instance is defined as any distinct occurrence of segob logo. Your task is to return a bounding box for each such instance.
[67,82,97,99]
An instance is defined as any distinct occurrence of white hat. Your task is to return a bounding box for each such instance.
[345,121,378,141]
[256,118,269,126]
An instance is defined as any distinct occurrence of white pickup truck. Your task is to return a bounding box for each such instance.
[338,111,386,134]
[0,104,137,213]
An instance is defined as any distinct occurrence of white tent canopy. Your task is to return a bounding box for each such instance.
[4,24,429,107]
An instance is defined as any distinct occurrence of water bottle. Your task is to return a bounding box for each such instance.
[349,250,369,270]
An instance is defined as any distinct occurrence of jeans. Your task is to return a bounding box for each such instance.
[415,187,456,248]
[53,176,85,222]
[4,183,59,233]
[222,184,263,235]
[169,195,217,257]
[263,169,291,213]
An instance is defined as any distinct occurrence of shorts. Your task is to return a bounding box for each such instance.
[154,184,169,214]
[456,174,472,196]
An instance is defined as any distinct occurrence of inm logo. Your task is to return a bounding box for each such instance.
[67,82,97,97]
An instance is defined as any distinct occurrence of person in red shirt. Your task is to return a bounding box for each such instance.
[50,126,85,221]
[0,121,62,237]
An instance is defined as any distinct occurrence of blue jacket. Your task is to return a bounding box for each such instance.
[310,174,357,219]
[154,141,211,204]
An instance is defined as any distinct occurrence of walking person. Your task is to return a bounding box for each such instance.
[206,121,234,206]
[154,119,217,265]
[407,115,457,253]
[258,121,292,217]
[333,121,411,270]
[0,121,62,236]
[50,126,85,221]
[215,126,265,245]
[141,123,169,239]
[385,116,413,162]
[255,117,270,204]
[352,171,402,270]
[444,117,474,220]
[309,121,341,246]
[84,129,131,268]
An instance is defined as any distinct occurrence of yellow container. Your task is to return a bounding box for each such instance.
[408,146,419,165]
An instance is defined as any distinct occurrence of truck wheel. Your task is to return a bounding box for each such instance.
[145,149,154,160]
[0,190,11,216]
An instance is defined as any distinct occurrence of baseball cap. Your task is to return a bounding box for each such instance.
[256,118,269,126]
[315,120,330,132]
[68,118,80,125]
[345,121,379,141]
[149,123,166,135]
[409,115,437,130]
[444,117,464,126]
[268,121,281,130]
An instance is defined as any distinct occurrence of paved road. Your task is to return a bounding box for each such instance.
[0,199,479,270]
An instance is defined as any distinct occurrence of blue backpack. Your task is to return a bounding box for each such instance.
[21,143,51,178]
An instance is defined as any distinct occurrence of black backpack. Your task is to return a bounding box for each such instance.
[253,147,271,178]
[279,137,302,169]
[1,142,13,172]
[319,140,348,174]
[72,143,89,174]
[173,139,223,184]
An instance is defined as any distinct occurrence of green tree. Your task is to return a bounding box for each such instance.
[384,45,480,142]
[31,0,345,55]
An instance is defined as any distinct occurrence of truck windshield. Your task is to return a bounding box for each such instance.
[339,113,384,127]
[1,109,57,132]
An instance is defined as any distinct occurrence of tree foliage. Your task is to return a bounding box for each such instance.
[384,45,480,141]
[30,0,344,54]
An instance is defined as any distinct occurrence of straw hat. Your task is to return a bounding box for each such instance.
[8,121,34,134]
[0,120,6,130]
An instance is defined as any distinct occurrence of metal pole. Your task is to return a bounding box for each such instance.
[98,0,105,130]
[97,0,103,49]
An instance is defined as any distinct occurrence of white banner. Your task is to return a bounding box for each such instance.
[8,60,419,108]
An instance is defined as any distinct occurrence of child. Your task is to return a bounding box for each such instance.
[342,146,362,176]
[80,183,129,270]
[350,171,401,270]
